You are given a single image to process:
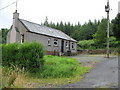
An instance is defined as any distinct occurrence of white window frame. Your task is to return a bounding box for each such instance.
[48,38,51,46]
[54,39,58,46]
[72,42,74,49]
[66,41,69,48]
[21,34,24,44]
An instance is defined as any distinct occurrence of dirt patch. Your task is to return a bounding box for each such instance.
[84,61,97,68]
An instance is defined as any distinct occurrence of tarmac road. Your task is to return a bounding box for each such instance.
[60,55,118,88]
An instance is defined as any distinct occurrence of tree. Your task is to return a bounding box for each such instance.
[93,18,107,48]
[44,16,49,26]
[71,29,80,41]
[78,20,98,40]
[111,13,120,40]
[0,28,9,44]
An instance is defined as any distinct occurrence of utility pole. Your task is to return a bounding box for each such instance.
[105,0,110,58]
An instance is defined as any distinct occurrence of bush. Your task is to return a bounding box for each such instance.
[2,43,19,67]
[109,36,120,47]
[18,42,44,72]
[77,37,120,50]
[2,42,44,73]
[77,40,95,50]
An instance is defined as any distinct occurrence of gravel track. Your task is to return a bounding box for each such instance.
[60,55,118,88]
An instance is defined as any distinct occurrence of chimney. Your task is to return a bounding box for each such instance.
[13,10,19,27]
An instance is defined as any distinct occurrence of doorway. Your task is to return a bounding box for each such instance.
[61,40,64,53]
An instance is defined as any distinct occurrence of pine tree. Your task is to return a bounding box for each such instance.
[44,16,49,26]
[112,13,120,40]
[93,18,107,48]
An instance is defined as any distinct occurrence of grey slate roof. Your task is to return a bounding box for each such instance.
[19,19,76,42]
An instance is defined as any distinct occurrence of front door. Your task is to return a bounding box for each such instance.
[61,40,64,53]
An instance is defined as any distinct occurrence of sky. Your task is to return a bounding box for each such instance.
[0,0,120,29]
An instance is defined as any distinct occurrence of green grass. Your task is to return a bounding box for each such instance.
[31,55,90,78]
[2,55,91,88]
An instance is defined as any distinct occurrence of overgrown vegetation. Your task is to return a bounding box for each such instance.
[77,40,95,50]
[2,55,90,88]
[2,66,27,88]
[2,65,83,88]
[38,55,89,78]
[2,42,90,88]
[77,36,120,50]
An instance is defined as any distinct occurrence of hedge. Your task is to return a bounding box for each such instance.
[2,42,44,73]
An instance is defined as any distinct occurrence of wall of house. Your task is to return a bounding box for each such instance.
[7,27,17,44]
[70,42,77,54]
[63,40,77,55]
[16,20,29,43]
[7,20,28,44]
[25,32,62,55]
[7,29,11,43]
[25,31,77,55]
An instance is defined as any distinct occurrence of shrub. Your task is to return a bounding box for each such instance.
[2,43,19,67]
[18,42,44,72]
[77,40,95,50]
[77,37,120,50]
[2,42,44,73]
[109,36,120,47]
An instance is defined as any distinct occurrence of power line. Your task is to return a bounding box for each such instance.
[0,1,16,11]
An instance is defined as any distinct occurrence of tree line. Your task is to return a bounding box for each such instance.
[42,17,99,41]
[41,13,120,49]
[42,13,120,41]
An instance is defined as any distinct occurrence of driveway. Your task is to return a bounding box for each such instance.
[60,54,118,88]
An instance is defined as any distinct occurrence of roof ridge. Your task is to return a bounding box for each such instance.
[19,19,42,26]
[19,19,65,32]
[19,19,76,42]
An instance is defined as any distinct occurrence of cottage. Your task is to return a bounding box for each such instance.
[7,10,77,55]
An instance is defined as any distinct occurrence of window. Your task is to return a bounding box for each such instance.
[54,39,58,46]
[66,41,69,48]
[48,38,51,46]
[21,34,24,43]
[72,43,74,49]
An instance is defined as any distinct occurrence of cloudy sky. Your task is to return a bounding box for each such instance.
[0,0,119,29]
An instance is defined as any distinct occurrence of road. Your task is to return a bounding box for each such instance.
[60,55,118,88]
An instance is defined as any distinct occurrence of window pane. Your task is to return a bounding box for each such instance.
[54,39,58,46]
[66,41,68,47]
[72,43,74,49]
[48,38,51,46]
